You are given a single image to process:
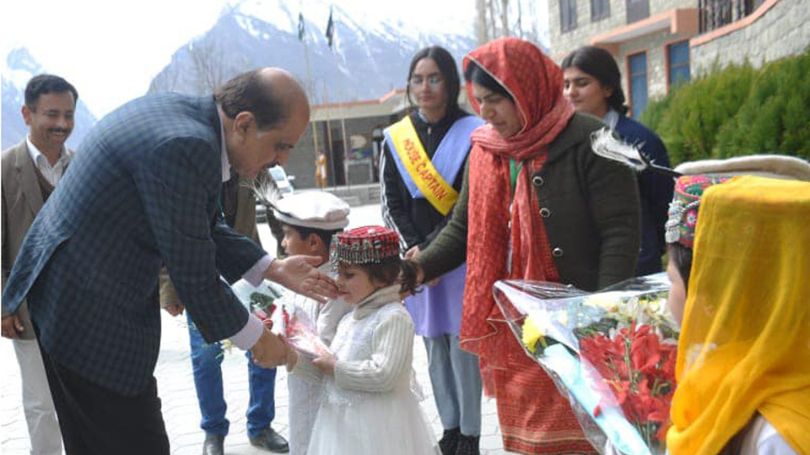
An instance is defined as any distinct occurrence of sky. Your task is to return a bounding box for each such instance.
[1,0,547,118]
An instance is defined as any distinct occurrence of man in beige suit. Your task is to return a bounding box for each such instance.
[1,74,77,454]
[160,172,289,455]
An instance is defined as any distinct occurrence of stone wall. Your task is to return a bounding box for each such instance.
[619,31,693,103]
[548,0,694,59]
[691,0,810,75]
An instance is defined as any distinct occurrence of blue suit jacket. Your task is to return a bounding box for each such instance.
[1,94,266,395]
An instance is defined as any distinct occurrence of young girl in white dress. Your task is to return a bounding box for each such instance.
[272,191,353,455]
[288,225,439,455]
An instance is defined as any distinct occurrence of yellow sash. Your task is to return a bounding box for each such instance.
[388,117,458,215]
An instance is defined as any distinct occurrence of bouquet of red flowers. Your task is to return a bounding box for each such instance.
[493,273,677,455]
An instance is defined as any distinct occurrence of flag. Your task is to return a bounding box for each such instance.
[325,7,335,48]
[298,12,305,41]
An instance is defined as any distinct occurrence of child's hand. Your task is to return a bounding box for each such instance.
[313,353,336,376]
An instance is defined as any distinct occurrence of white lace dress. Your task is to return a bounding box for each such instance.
[303,285,439,455]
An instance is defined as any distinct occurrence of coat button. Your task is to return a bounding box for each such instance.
[552,247,564,257]
[539,207,551,218]
[532,175,544,187]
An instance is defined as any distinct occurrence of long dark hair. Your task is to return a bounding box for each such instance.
[406,46,461,112]
[561,46,628,115]
[463,60,514,102]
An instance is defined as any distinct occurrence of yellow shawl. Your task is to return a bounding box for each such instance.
[667,176,810,454]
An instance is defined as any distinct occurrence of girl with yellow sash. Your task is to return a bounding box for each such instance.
[663,156,810,455]
[380,45,484,455]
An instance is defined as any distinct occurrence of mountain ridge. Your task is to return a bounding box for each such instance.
[147,0,478,104]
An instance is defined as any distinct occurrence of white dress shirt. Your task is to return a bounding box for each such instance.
[26,137,71,186]
[218,108,273,350]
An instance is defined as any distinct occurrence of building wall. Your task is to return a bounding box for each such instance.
[287,114,398,189]
[618,29,694,104]
[691,0,810,76]
[548,0,693,60]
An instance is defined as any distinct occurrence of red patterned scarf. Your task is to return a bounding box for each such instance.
[461,37,574,367]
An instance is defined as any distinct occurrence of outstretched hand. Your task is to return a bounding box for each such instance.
[265,255,338,303]
[251,328,288,368]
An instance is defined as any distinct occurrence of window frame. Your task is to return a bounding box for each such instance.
[666,40,691,90]
[561,0,578,33]
[627,51,649,119]
[591,0,611,22]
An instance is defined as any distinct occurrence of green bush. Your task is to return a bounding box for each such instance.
[716,51,810,158]
[639,48,810,164]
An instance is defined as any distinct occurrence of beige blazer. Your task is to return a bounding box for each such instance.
[159,177,260,308]
[2,140,65,339]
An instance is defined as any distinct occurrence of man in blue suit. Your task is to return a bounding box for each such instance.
[1,68,336,455]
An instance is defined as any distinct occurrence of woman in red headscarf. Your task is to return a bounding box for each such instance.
[414,38,641,454]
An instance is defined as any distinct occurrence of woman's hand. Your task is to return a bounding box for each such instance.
[404,246,440,287]
[404,245,421,260]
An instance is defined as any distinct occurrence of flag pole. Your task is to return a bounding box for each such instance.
[322,79,337,188]
[298,8,322,188]
[323,5,340,188]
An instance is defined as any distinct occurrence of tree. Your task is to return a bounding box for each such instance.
[640,49,810,164]
[189,37,229,93]
[475,0,545,45]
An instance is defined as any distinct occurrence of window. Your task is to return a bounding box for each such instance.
[629,52,648,119]
[668,41,691,87]
[626,0,649,23]
[591,0,611,21]
[561,0,578,33]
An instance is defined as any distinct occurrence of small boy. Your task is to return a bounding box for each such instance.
[273,191,352,455]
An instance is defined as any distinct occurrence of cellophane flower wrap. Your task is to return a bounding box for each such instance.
[493,273,678,455]
[276,303,331,358]
[230,279,331,358]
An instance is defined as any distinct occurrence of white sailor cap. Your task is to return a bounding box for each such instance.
[273,191,350,230]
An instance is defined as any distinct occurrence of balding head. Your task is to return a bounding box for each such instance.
[215,67,310,130]
[217,68,312,179]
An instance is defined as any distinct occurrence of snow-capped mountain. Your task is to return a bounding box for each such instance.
[148,0,478,103]
[2,48,96,151]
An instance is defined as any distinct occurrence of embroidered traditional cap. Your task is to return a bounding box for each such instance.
[273,191,350,230]
[665,174,730,248]
[674,154,810,181]
[330,225,400,266]
[666,155,810,248]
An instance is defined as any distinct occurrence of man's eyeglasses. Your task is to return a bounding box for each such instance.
[409,75,444,88]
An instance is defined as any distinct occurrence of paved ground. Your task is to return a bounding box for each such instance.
[0,203,508,454]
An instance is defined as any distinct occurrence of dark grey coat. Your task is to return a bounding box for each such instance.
[420,113,640,292]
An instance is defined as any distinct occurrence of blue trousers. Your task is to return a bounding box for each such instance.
[424,334,483,436]
[187,314,276,439]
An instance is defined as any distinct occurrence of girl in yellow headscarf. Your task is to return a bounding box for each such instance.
[663,171,810,455]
